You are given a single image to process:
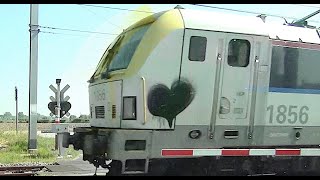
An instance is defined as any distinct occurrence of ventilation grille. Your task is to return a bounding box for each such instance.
[112,105,116,119]
[95,106,105,119]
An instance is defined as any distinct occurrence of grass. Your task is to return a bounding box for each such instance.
[0,131,81,164]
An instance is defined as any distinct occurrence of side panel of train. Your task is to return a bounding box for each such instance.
[108,30,320,175]
[266,42,320,145]
[173,28,272,148]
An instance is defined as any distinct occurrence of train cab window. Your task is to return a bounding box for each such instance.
[107,24,151,72]
[228,39,250,67]
[188,36,207,61]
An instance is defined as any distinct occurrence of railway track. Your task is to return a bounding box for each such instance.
[0,165,45,176]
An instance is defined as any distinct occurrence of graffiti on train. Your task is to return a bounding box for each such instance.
[147,79,195,127]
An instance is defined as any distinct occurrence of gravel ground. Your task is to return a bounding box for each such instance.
[0,162,58,167]
[37,154,109,176]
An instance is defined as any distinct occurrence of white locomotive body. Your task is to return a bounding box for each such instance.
[64,7,320,175]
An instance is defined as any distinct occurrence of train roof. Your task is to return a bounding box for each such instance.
[179,9,320,44]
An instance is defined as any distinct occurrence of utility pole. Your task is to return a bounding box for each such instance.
[28,4,39,151]
[15,86,18,134]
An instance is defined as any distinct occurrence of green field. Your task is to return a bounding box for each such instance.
[0,131,80,164]
[0,122,90,132]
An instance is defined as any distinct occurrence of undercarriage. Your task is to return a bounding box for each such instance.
[63,127,320,176]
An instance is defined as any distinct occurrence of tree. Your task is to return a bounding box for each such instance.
[69,115,77,121]
[61,116,68,123]
[3,112,13,120]
[18,112,27,120]
[41,116,49,120]
[79,114,89,120]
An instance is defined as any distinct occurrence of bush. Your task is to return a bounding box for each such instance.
[71,118,82,123]
[18,119,28,123]
[70,118,89,123]
[38,119,49,123]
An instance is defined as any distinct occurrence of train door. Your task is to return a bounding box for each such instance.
[177,29,220,128]
[211,34,258,147]
[179,29,261,147]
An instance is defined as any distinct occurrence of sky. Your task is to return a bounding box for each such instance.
[0,4,320,117]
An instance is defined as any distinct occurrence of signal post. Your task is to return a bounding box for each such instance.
[48,79,71,157]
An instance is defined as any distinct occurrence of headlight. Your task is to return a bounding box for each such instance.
[123,96,136,120]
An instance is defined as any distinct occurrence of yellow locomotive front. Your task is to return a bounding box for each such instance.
[88,8,184,130]
[63,8,187,174]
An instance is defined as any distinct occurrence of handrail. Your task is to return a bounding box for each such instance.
[141,76,147,125]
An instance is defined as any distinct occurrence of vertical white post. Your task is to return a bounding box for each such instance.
[28,4,39,151]
[15,86,18,134]
[55,79,63,157]
[56,79,61,124]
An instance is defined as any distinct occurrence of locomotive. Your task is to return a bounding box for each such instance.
[63,6,320,175]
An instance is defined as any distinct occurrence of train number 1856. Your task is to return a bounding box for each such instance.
[267,105,309,124]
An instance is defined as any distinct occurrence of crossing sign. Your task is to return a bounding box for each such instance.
[49,84,70,102]
[48,81,71,119]
[48,101,71,118]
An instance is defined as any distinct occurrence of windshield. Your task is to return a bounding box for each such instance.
[107,24,151,72]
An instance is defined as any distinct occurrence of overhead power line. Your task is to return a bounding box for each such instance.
[40,31,115,39]
[41,30,95,37]
[290,4,320,9]
[38,25,118,36]
[77,4,154,14]
[77,5,123,30]
[190,4,320,24]
[191,4,280,16]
